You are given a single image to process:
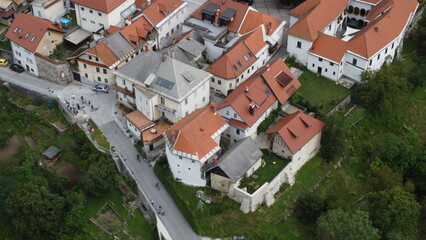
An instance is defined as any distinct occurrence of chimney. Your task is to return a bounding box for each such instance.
[209,102,216,113]
[248,104,255,115]
[267,22,272,34]
[375,26,379,32]
[213,9,221,26]
[200,127,204,131]
[244,87,249,93]
[222,0,225,4]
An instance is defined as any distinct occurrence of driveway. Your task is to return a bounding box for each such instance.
[0,67,200,240]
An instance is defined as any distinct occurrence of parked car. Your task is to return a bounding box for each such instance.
[9,64,24,73]
[92,84,110,93]
[0,58,9,66]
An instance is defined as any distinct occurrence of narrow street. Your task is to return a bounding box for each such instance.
[0,66,200,240]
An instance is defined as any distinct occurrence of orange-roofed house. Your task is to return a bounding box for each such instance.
[206,27,270,96]
[287,0,418,82]
[164,104,228,186]
[125,109,155,140]
[5,13,65,76]
[76,31,135,85]
[217,58,301,144]
[132,0,188,50]
[72,0,134,32]
[266,111,325,183]
[183,0,285,62]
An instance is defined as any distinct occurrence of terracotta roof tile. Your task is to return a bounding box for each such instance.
[5,13,64,53]
[238,9,283,35]
[289,0,320,18]
[191,0,249,33]
[260,59,301,104]
[119,16,154,45]
[143,0,185,26]
[266,111,325,154]
[217,76,277,127]
[206,28,266,79]
[309,33,347,62]
[86,42,119,67]
[288,0,349,41]
[125,110,154,130]
[348,0,418,58]
[72,0,126,13]
[165,105,227,160]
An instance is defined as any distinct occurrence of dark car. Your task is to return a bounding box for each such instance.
[91,84,110,93]
[9,64,24,73]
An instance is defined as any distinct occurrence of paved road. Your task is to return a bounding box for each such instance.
[0,67,200,240]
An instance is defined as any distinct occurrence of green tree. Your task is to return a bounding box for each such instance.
[368,187,421,238]
[80,157,117,196]
[367,164,402,192]
[321,114,346,162]
[408,153,426,195]
[294,193,328,224]
[316,208,379,240]
[5,178,65,239]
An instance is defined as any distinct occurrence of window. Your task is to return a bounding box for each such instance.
[319,57,322,62]
[211,78,215,83]
[122,80,126,85]
[229,83,232,88]
[105,79,108,83]
[236,129,240,135]
[47,32,50,37]
[325,69,328,72]
[297,41,302,48]
[333,71,336,75]
[81,7,84,11]
[83,63,87,68]
[97,77,101,81]
[352,58,357,66]
[177,24,180,29]
[369,60,372,66]
[166,32,169,38]
[98,12,102,16]
[241,74,244,79]
[103,69,107,74]
[312,63,315,67]
[90,20,95,24]
[385,48,388,54]
[95,57,99,62]
[88,56,92,60]
[89,10,93,13]
[218,80,221,85]
[202,96,205,102]
[185,98,188,105]
[234,113,237,118]
[96,67,100,73]
[247,69,250,74]
[392,42,394,49]
[330,62,334,66]
[171,29,174,34]
[82,18,86,21]
[179,156,182,159]
[377,54,380,60]
[226,110,229,115]
[237,61,242,67]
[84,73,88,78]
[160,97,165,104]
[329,25,331,31]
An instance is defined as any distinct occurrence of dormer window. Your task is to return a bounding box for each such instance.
[13,27,18,33]
[220,8,236,27]
[201,3,219,22]
[24,32,30,39]
[30,36,36,42]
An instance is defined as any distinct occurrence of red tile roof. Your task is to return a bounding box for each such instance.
[217,76,277,127]
[5,13,64,53]
[165,105,227,161]
[238,10,283,35]
[125,110,154,130]
[309,33,347,62]
[266,111,325,154]
[348,0,418,58]
[288,0,349,41]
[72,0,126,13]
[206,28,266,79]
[118,16,154,46]
[260,58,301,104]
[86,42,119,67]
[143,0,185,26]
[191,0,249,33]
[289,0,320,18]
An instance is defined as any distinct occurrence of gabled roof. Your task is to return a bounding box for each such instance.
[266,111,325,154]
[72,0,126,13]
[260,59,301,104]
[348,0,417,58]
[309,33,347,62]
[217,75,277,127]
[212,137,262,183]
[287,0,349,41]
[165,105,227,161]
[239,9,284,35]
[117,15,154,46]
[5,13,64,53]
[206,27,266,79]
[142,0,186,26]
[191,0,249,33]
[115,50,163,83]
[86,31,134,68]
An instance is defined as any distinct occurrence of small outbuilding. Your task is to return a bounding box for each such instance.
[42,146,61,161]
[208,137,263,194]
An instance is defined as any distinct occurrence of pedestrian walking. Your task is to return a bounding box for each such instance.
[81,96,84,101]
[72,94,75,99]
[88,100,91,105]
[150,199,154,205]
[77,104,80,110]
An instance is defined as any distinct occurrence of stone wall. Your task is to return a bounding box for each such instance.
[35,53,71,85]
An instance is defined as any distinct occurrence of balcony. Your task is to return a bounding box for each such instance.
[155,104,179,118]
